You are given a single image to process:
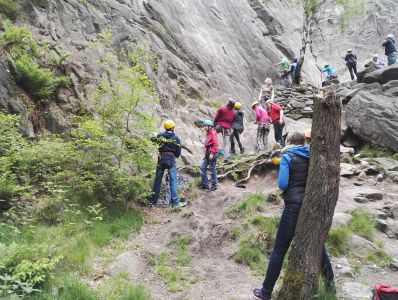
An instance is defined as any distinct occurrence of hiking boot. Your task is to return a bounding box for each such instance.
[240,147,245,154]
[172,201,187,209]
[253,288,271,300]
[210,185,218,192]
[198,185,209,190]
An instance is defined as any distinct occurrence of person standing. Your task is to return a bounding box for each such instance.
[230,102,245,154]
[265,101,284,146]
[293,56,304,85]
[258,78,275,109]
[199,120,219,191]
[252,101,270,152]
[150,120,186,209]
[345,49,358,80]
[214,100,236,163]
[382,34,397,66]
[277,57,291,87]
[289,57,298,85]
[252,132,334,300]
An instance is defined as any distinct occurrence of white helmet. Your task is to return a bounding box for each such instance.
[387,33,394,38]
[373,53,379,58]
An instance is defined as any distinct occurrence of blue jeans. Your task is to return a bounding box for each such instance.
[387,51,397,66]
[200,154,218,187]
[150,161,179,206]
[261,204,334,297]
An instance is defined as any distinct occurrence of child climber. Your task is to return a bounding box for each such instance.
[199,120,219,191]
[230,102,244,155]
[252,101,270,152]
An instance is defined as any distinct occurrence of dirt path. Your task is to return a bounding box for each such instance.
[117,171,398,300]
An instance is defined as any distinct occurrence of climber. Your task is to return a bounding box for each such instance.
[214,100,236,163]
[230,102,245,155]
[382,34,397,66]
[345,49,358,80]
[265,100,284,146]
[364,54,385,69]
[199,120,219,191]
[321,64,337,86]
[258,78,275,109]
[252,132,334,300]
[150,120,187,209]
[293,56,304,85]
[289,57,298,84]
[277,57,291,86]
[252,101,270,152]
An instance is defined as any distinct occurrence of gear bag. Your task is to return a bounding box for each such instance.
[372,284,398,300]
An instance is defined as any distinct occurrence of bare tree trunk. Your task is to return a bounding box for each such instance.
[277,91,341,300]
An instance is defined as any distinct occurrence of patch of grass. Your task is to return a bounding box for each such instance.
[348,210,375,241]
[364,250,393,267]
[169,235,194,266]
[357,144,398,160]
[224,193,265,219]
[314,278,337,300]
[100,272,151,300]
[181,210,194,218]
[230,226,242,240]
[265,190,282,204]
[0,0,21,19]
[326,226,351,256]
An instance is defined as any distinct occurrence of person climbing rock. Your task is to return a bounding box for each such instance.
[258,78,275,109]
[252,101,270,152]
[199,120,219,191]
[230,102,244,155]
[321,64,337,86]
[365,54,385,69]
[293,56,304,85]
[345,49,358,80]
[150,120,187,209]
[265,100,284,146]
[214,100,236,163]
[252,132,334,300]
[277,57,291,87]
[382,34,397,66]
[289,57,298,85]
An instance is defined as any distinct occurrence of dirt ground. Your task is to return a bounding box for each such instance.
[121,170,398,300]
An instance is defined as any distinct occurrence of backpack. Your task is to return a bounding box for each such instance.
[372,284,398,300]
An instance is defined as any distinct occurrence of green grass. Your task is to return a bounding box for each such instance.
[364,250,393,267]
[314,278,337,300]
[0,0,21,19]
[224,193,266,219]
[357,144,398,160]
[348,210,375,241]
[326,226,351,256]
[168,236,194,266]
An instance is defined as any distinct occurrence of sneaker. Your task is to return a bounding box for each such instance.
[172,201,187,209]
[149,203,157,209]
[240,147,245,154]
[210,185,218,191]
[253,288,271,300]
[198,185,209,190]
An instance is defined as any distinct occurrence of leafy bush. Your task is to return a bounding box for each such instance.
[0,0,21,19]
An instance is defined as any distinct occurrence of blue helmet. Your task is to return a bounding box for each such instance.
[202,120,214,127]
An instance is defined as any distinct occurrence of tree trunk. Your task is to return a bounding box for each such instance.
[277,91,341,300]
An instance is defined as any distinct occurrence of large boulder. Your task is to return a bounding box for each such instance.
[346,91,398,151]
[360,65,398,85]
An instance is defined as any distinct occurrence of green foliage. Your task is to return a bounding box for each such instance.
[364,250,393,267]
[30,0,51,8]
[0,0,21,20]
[314,278,337,300]
[168,236,194,266]
[100,273,151,300]
[357,144,398,160]
[348,210,375,241]
[224,193,265,219]
[326,226,351,256]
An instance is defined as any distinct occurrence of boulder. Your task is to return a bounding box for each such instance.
[357,191,383,201]
[349,235,381,255]
[361,65,398,85]
[346,91,398,151]
[106,251,141,277]
[373,157,398,171]
[334,257,354,278]
[332,212,352,228]
[339,282,373,300]
[340,163,356,177]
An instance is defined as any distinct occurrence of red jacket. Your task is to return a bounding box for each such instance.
[268,103,282,123]
[204,129,219,155]
[214,106,236,129]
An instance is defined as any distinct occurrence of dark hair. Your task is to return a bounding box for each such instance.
[227,100,235,109]
[286,132,305,145]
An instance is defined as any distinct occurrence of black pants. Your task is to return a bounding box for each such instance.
[230,129,244,153]
[273,122,284,144]
[348,64,357,80]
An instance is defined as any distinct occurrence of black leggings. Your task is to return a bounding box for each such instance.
[348,64,357,80]
[273,122,285,144]
[230,129,244,153]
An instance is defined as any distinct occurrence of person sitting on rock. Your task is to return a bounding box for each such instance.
[382,34,397,66]
[150,120,186,209]
[365,54,386,69]
[199,120,219,192]
[345,49,358,80]
[265,100,284,146]
[214,100,236,163]
[252,101,270,152]
[252,132,334,300]
[258,78,275,109]
[230,102,245,155]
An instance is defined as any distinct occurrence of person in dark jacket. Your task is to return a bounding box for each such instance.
[345,49,358,80]
[253,132,334,300]
[214,100,236,163]
[289,57,298,84]
[230,102,244,154]
[150,120,186,209]
[382,34,397,66]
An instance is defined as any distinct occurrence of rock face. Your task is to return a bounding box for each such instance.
[346,91,398,151]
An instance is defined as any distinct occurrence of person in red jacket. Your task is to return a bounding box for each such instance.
[199,120,219,191]
[265,101,285,146]
[214,100,236,163]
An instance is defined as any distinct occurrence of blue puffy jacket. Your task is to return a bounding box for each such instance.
[383,38,396,55]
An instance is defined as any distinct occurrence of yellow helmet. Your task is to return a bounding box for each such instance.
[234,102,242,110]
[164,120,175,130]
[272,157,281,165]
[252,101,259,109]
